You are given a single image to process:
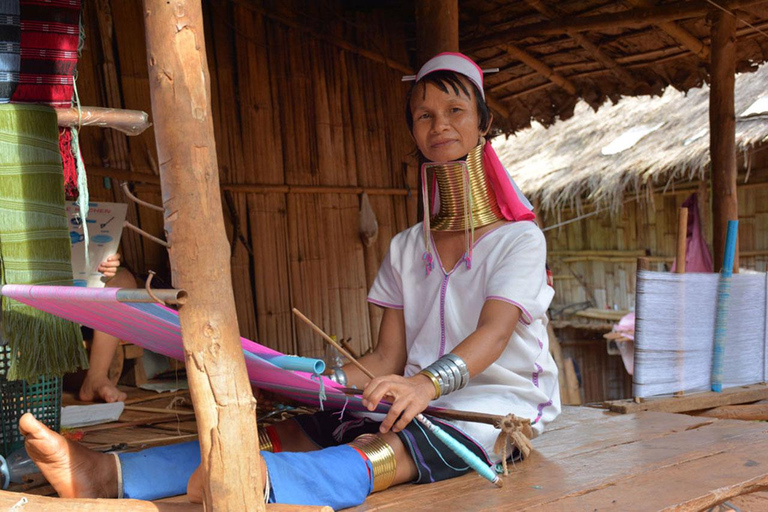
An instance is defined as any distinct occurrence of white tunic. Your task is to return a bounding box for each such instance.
[368,220,560,460]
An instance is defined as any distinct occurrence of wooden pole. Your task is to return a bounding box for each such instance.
[709,10,739,273]
[415,0,458,66]
[142,1,264,510]
[675,206,689,273]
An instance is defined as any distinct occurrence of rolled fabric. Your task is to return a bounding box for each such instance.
[0,103,86,379]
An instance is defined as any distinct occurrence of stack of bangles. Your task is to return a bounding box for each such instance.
[419,353,469,399]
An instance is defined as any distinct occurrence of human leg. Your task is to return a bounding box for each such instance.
[19,413,119,498]
[79,268,136,402]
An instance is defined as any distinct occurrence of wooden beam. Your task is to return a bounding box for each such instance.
[0,492,332,512]
[142,1,264,510]
[415,0,458,66]
[485,19,768,95]
[501,43,577,95]
[606,383,768,414]
[463,0,768,51]
[523,0,639,88]
[56,107,151,136]
[627,0,711,60]
[710,9,739,272]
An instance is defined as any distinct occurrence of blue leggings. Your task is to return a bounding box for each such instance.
[118,441,372,509]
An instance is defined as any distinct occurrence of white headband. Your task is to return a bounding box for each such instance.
[402,52,498,100]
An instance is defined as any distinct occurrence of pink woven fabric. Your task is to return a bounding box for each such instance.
[0,285,380,413]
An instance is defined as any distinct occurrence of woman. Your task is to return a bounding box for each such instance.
[19,52,559,509]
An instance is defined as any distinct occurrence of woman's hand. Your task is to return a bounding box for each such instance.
[97,253,121,279]
[361,374,436,434]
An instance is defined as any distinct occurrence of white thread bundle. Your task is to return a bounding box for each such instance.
[634,270,767,397]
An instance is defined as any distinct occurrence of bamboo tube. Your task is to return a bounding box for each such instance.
[675,206,689,273]
[56,107,151,136]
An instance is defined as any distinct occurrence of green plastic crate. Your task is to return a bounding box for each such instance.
[0,345,61,457]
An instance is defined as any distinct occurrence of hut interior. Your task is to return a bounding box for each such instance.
[2,0,768,509]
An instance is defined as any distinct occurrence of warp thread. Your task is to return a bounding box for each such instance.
[493,413,533,476]
[634,270,767,397]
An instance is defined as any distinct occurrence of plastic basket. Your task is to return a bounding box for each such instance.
[0,346,61,457]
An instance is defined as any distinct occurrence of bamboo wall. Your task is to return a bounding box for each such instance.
[543,152,768,315]
[76,0,418,358]
[542,150,768,402]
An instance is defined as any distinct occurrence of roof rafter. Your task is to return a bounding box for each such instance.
[463,0,768,51]
[501,43,578,95]
[524,0,640,88]
[626,0,710,60]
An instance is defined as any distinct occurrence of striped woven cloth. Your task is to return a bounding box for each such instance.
[0,0,20,102]
[11,0,80,107]
[0,104,86,380]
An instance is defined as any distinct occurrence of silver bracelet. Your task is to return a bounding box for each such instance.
[421,353,470,397]
[328,367,347,386]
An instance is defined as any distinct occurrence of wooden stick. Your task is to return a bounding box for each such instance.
[339,387,505,426]
[676,206,689,273]
[123,405,195,415]
[56,107,151,136]
[292,308,374,379]
[123,390,190,406]
[674,206,689,396]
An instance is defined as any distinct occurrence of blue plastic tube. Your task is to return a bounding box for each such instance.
[711,219,739,392]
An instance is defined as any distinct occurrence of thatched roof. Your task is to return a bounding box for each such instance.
[494,63,768,212]
[454,0,768,133]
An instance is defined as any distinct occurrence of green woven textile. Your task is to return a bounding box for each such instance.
[0,104,86,381]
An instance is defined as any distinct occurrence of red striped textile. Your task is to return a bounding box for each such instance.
[11,0,81,107]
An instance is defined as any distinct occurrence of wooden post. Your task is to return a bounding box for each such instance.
[142,1,264,510]
[675,206,688,273]
[415,0,458,66]
[709,10,739,273]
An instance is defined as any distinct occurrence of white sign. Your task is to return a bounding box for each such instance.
[67,202,128,288]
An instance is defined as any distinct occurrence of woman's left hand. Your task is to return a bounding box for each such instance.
[97,253,121,279]
[361,374,435,434]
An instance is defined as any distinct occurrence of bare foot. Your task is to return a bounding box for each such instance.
[19,413,118,498]
[79,375,127,403]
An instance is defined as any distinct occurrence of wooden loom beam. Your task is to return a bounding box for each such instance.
[523,0,638,88]
[142,0,263,509]
[462,0,768,51]
[56,107,151,136]
[709,9,739,272]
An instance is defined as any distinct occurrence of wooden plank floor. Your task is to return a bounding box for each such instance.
[349,407,768,511]
[8,390,768,510]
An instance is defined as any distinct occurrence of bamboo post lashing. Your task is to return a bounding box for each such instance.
[292,308,504,488]
[56,107,151,136]
[142,0,263,509]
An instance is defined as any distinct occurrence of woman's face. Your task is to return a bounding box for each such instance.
[409,77,486,162]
